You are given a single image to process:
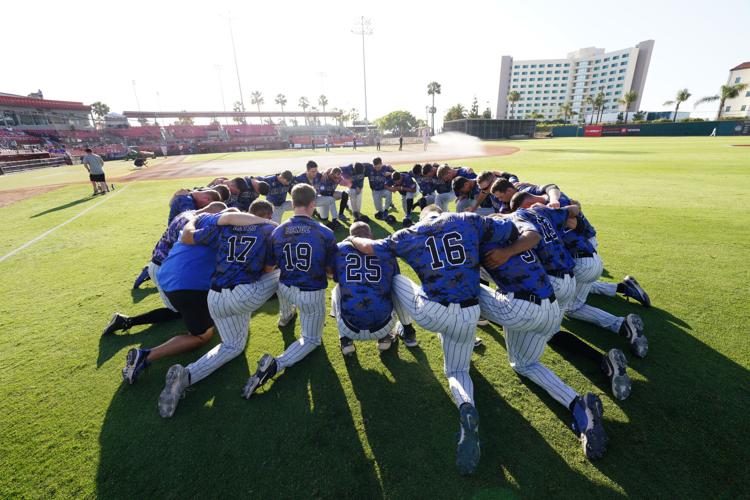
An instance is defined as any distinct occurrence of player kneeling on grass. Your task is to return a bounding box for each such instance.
[385,171,417,226]
[157,200,280,418]
[339,162,368,222]
[331,221,416,355]
[478,219,609,460]
[317,167,350,227]
[104,202,227,336]
[348,205,519,476]
[242,183,338,399]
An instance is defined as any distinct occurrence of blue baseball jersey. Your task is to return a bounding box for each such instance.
[434,176,452,194]
[557,192,597,239]
[267,215,337,290]
[260,174,291,206]
[340,163,368,189]
[373,212,517,303]
[385,172,416,194]
[366,164,393,191]
[463,182,496,209]
[227,179,261,212]
[168,194,196,225]
[193,214,276,289]
[334,241,399,330]
[414,173,436,195]
[294,171,322,191]
[318,174,341,196]
[157,216,218,292]
[456,167,477,180]
[512,207,575,274]
[481,240,554,299]
[152,210,195,264]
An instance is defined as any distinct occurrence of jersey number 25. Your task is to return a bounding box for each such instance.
[345,253,382,282]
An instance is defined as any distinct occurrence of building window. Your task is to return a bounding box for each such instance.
[622,53,628,58]
[563,70,569,73]
[735,77,741,84]
[746,91,750,97]
[531,64,537,68]
[604,57,610,61]
[522,71,528,75]
[617,77,624,81]
[725,106,731,112]
[620,69,626,73]
[613,55,619,59]
[741,105,747,111]
[522,64,528,68]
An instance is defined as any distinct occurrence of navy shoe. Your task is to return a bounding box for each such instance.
[601,349,631,400]
[340,336,356,356]
[456,403,481,475]
[620,314,648,358]
[122,348,150,384]
[571,393,608,460]
[133,266,151,289]
[385,214,397,224]
[102,313,131,336]
[402,217,413,228]
[398,323,418,348]
[359,214,371,223]
[622,275,650,307]
[374,211,385,220]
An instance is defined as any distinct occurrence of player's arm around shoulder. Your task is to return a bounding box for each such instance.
[217,212,278,227]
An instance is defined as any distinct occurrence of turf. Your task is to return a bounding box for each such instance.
[1,137,748,499]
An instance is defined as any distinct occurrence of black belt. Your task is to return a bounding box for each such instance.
[574,251,596,259]
[549,270,574,279]
[151,258,162,266]
[211,284,237,292]
[342,315,392,334]
[438,298,479,308]
[513,290,556,305]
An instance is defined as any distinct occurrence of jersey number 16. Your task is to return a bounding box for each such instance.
[425,231,467,270]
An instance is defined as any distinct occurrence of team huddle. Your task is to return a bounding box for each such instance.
[103,157,651,476]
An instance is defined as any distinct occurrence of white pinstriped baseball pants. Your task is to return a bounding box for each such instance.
[399,192,415,213]
[271,201,292,223]
[548,273,576,314]
[347,188,363,213]
[275,283,327,371]
[435,192,456,212]
[371,189,393,213]
[586,236,618,297]
[478,285,578,407]
[566,255,624,333]
[330,285,395,341]
[147,261,177,312]
[392,275,479,408]
[186,270,280,385]
[316,195,339,219]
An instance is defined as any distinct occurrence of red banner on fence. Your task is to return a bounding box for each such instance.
[584,126,602,136]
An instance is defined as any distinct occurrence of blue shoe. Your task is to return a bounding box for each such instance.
[133,266,151,289]
[571,393,608,460]
[456,403,481,475]
[122,348,150,384]
[622,275,650,307]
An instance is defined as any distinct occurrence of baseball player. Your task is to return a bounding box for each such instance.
[105,202,227,336]
[259,171,295,223]
[317,167,350,226]
[432,164,472,211]
[452,177,496,215]
[348,205,520,476]
[339,162,369,222]
[157,200,280,418]
[385,171,418,226]
[411,163,437,209]
[294,160,338,226]
[167,188,222,225]
[242,183,338,399]
[478,221,610,459]
[331,222,416,355]
[512,191,648,358]
[366,157,395,220]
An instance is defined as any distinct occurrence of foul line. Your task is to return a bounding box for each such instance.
[0,185,129,264]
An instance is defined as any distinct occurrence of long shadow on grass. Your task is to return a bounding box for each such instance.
[30,196,95,218]
[556,295,750,497]
[96,307,381,498]
[533,149,650,155]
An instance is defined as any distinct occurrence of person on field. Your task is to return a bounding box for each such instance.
[82,148,110,195]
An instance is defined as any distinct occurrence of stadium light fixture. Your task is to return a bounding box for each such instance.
[351,17,373,124]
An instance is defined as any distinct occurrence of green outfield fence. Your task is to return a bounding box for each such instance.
[551,120,750,137]
[442,119,537,139]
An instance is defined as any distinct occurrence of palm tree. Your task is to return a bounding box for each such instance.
[318,95,328,125]
[593,92,606,124]
[232,101,246,124]
[275,93,287,113]
[350,108,360,126]
[251,91,264,124]
[618,90,638,124]
[91,101,110,128]
[427,81,441,134]
[663,89,691,122]
[299,97,309,124]
[584,95,595,124]
[558,102,575,124]
[507,91,521,119]
[528,111,545,121]
[695,83,749,120]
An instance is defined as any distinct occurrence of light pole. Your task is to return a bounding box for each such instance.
[221,11,245,112]
[132,80,142,126]
[351,17,372,123]
[214,65,229,125]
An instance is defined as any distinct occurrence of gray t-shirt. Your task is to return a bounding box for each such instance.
[82,153,105,175]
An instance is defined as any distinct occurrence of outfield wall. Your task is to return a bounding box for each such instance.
[551,120,749,137]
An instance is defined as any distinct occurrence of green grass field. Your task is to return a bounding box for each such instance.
[1,137,749,498]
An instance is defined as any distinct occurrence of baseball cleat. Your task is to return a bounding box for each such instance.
[402,217,413,228]
[122,348,150,385]
[278,310,297,328]
[477,317,489,326]
[622,276,650,307]
[399,323,419,348]
[571,393,608,460]
[102,313,131,336]
[327,220,343,230]
[456,403,481,475]
[133,266,151,289]
[377,331,398,352]
[242,354,277,399]
[340,336,356,356]
[473,337,483,348]
[620,314,648,358]
[385,214,397,224]
[374,211,384,220]
[601,349,631,400]
[338,213,350,222]
[158,364,189,418]
[359,214,371,223]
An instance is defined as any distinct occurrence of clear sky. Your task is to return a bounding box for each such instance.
[4,0,748,126]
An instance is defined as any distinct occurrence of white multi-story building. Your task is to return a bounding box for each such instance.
[722,62,750,118]
[496,41,654,121]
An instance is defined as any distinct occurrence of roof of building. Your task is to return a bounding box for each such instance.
[730,62,750,71]
[0,94,90,111]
